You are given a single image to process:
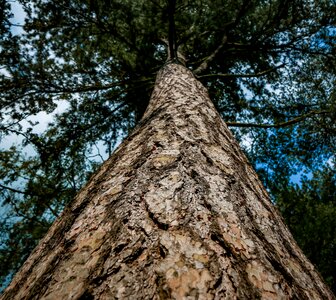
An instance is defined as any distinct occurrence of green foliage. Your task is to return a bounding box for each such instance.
[273,166,336,293]
[0,0,335,292]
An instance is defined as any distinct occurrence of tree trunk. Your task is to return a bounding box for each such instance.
[1,63,334,299]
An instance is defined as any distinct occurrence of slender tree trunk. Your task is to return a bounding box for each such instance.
[1,63,334,299]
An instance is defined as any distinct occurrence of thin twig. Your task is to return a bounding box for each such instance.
[197,64,285,79]
[0,184,29,195]
[226,110,329,129]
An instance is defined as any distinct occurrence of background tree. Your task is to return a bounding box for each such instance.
[0,0,335,292]
[273,166,336,290]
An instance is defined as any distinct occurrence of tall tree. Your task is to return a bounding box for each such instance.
[1,62,334,299]
[0,0,335,292]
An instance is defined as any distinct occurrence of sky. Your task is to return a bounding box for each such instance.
[8,0,25,35]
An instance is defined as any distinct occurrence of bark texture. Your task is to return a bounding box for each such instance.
[1,63,334,299]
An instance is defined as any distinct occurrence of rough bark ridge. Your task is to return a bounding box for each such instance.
[1,64,334,299]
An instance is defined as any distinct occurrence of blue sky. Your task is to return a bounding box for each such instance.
[9,1,25,35]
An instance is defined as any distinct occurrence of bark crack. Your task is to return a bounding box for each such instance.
[155,274,172,299]
[143,196,170,230]
[123,246,146,264]
[212,273,223,290]
[210,232,234,258]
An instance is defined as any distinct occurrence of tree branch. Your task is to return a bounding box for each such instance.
[1,194,47,226]
[226,110,329,129]
[4,79,123,94]
[193,34,228,75]
[7,78,152,103]
[193,0,253,75]
[167,0,177,61]
[0,183,60,218]
[197,64,285,79]
[0,184,29,195]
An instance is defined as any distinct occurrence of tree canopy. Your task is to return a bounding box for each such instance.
[0,0,335,292]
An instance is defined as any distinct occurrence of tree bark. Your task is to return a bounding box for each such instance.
[1,63,334,299]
